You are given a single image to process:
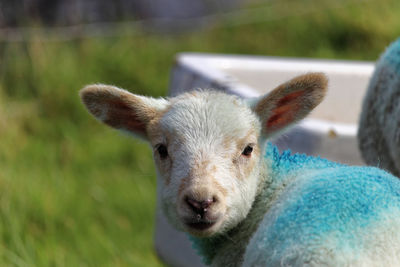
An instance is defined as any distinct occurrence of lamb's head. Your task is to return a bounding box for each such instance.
[80,73,327,237]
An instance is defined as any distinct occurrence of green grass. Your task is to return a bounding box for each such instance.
[1,0,400,265]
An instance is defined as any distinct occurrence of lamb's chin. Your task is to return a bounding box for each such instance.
[184,218,224,237]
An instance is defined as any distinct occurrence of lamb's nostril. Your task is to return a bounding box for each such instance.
[202,198,214,209]
[185,196,215,214]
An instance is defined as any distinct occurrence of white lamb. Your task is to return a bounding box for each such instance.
[81,73,400,266]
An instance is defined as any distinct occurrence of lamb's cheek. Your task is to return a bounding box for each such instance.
[219,179,255,229]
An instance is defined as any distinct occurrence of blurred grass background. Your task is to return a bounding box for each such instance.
[1,0,400,266]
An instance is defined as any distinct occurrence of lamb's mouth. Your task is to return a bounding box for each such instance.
[184,213,222,233]
[186,220,216,231]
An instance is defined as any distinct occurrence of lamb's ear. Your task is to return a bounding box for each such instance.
[80,84,168,140]
[251,73,328,138]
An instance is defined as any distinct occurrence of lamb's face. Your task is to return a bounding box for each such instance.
[148,92,262,236]
[80,73,327,238]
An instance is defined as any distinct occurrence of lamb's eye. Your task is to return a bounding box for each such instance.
[157,144,168,159]
[242,145,253,156]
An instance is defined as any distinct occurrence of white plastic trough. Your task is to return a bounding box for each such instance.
[155,53,375,267]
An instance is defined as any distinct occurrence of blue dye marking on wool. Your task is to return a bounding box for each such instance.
[265,142,342,178]
[251,146,400,260]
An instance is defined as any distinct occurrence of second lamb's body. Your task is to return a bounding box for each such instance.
[358,37,400,176]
